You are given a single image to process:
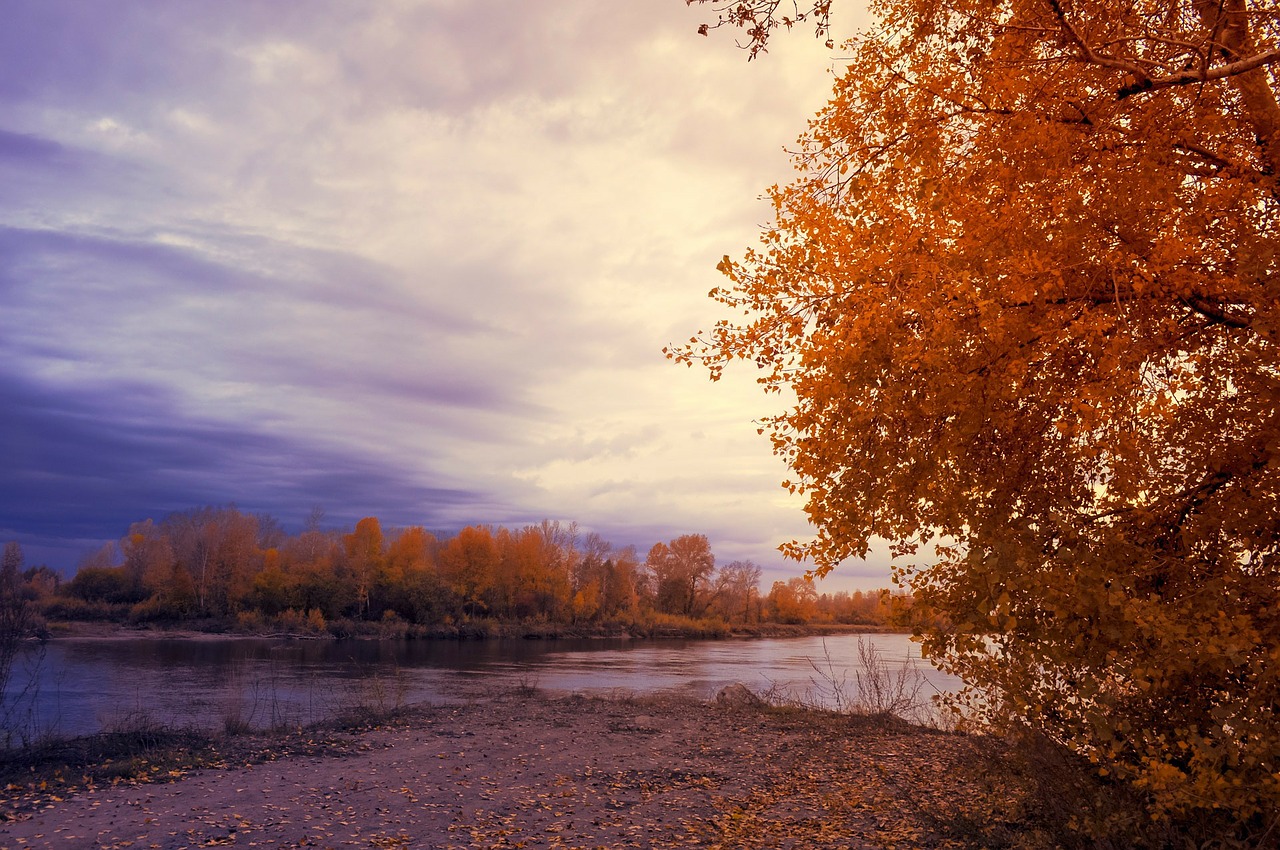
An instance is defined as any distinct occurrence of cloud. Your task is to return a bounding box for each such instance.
[0,129,69,165]
[0,366,492,544]
[0,1,894,589]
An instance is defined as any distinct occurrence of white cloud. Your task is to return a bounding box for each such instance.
[0,0,895,589]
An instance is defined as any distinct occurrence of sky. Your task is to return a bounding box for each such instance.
[0,1,892,590]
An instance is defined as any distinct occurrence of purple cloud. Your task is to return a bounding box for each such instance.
[0,367,490,563]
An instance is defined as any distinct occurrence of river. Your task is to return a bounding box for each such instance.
[2,633,964,739]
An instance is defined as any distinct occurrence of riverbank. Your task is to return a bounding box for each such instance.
[0,685,1022,849]
[44,618,889,641]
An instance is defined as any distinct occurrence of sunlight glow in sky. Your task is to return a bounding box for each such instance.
[0,1,890,589]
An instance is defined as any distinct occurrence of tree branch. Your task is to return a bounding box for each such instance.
[1045,0,1280,106]
[689,0,832,58]
[1118,48,1280,99]
[1046,0,1150,80]
[1181,295,1254,330]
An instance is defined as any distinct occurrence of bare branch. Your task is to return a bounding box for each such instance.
[686,0,833,58]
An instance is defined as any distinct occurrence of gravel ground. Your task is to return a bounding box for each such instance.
[0,686,988,849]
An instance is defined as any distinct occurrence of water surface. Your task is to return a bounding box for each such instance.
[4,633,963,738]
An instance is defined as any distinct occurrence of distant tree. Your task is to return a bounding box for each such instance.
[569,533,608,623]
[1,542,40,743]
[2,542,21,577]
[161,507,262,615]
[709,560,762,623]
[495,525,571,621]
[21,565,61,598]
[380,526,442,622]
[77,541,119,572]
[162,508,219,614]
[766,576,819,624]
[342,517,385,619]
[440,526,499,618]
[281,524,342,619]
[646,534,716,617]
[65,566,134,604]
[599,547,642,620]
[61,543,142,611]
[816,589,891,626]
[249,548,292,617]
[573,532,611,594]
[121,519,174,599]
[216,510,263,614]
[255,513,286,550]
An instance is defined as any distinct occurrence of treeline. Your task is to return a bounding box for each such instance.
[9,507,900,635]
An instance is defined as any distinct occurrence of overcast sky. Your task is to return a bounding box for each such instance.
[0,1,891,589]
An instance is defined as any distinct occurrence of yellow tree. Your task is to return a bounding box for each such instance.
[594,542,643,621]
[765,576,820,624]
[342,517,386,619]
[162,506,261,615]
[645,534,717,617]
[280,523,341,618]
[384,526,443,622]
[440,526,499,618]
[679,0,1279,831]
[709,560,763,623]
[502,525,572,621]
[250,548,293,616]
[121,519,176,604]
[570,532,616,623]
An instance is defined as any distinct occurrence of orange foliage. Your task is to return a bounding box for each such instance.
[766,576,820,624]
[494,526,572,621]
[646,534,717,617]
[680,0,1280,832]
[343,517,385,618]
[54,512,900,640]
[439,526,499,617]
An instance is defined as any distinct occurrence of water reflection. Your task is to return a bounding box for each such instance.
[5,633,963,737]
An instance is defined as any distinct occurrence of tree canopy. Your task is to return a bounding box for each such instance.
[22,509,892,634]
[679,0,1279,835]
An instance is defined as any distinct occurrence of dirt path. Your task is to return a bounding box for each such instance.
[0,689,984,849]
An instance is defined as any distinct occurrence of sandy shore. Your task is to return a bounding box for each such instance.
[0,687,986,849]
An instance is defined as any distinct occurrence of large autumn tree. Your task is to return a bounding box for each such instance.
[679,0,1279,832]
